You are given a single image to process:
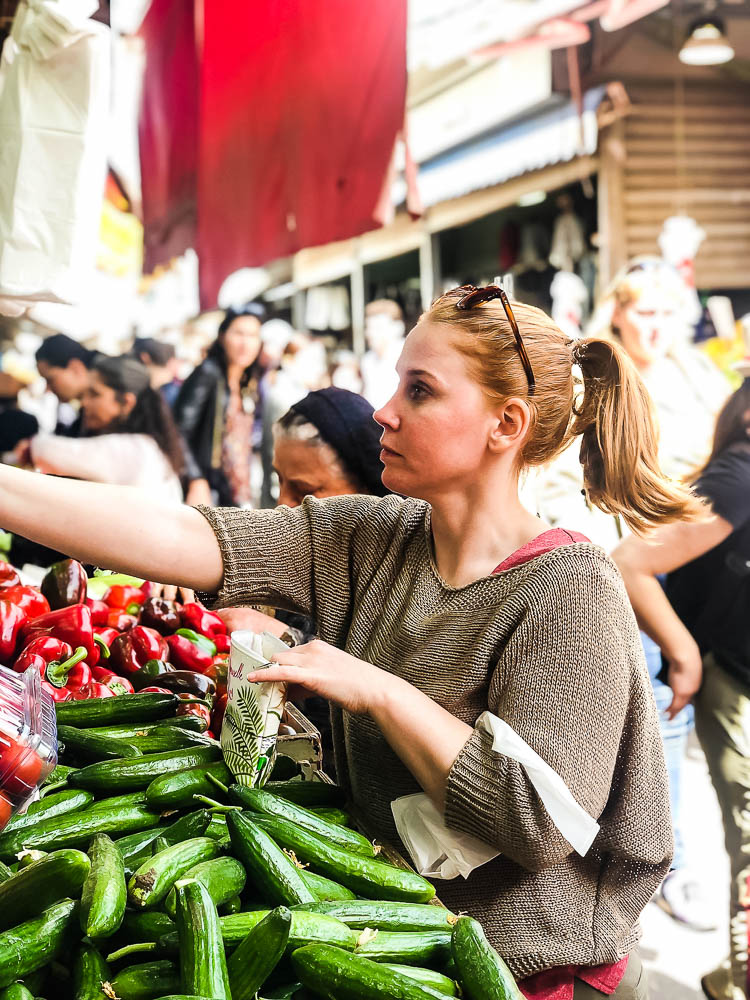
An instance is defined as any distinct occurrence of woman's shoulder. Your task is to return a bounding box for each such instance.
[309,493,427,533]
[501,538,626,601]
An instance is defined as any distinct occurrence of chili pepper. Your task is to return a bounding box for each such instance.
[130,658,174,691]
[0,585,50,620]
[0,601,27,662]
[180,603,227,642]
[94,626,119,649]
[86,598,110,626]
[18,603,102,665]
[71,681,116,700]
[139,597,181,635]
[110,626,168,676]
[157,670,216,699]
[40,558,87,610]
[103,585,146,613]
[175,693,212,727]
[42,679,72,702]
[0,564,20,588]
[166,633,214,674]
[91,665,135,695]
[107,610,138,631]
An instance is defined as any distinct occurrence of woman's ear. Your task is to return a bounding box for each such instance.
[487,398,531,455]
[120,391,137,418]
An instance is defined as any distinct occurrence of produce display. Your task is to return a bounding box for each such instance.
[0,556,524,999]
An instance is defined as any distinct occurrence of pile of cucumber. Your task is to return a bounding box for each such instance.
[0,691,522,1000]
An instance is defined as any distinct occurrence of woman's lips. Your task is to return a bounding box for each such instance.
[380,444,401,459]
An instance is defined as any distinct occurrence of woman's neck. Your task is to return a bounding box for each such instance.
[226,364,244,391]
[428,472,548,588]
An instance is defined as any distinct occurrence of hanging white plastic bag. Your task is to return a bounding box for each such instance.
[391,710,600,879]
[0,1,109,314]
[221,630,290,787]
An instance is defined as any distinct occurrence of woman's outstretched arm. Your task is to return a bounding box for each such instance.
[0,465,224,592]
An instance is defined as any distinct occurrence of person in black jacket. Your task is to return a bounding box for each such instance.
[175,303,266,506]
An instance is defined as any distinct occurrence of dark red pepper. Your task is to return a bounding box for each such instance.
[0,564,20,588]
[19,604,101,666]
[0,602,27,663]
[139,598,181,635]
[40,559,87,610]
[175,692,212,727]
[91,666,134,695]
[180,603,227,642]
[86,599,110,626]
[94,626,119,649]
[213,634,230,654]
[139,686,173,695]
[107,610,137,632]
[130,658,173,691]
[211,691,228,734]
[157,670,216,699]
[0,586,50,621]
[166,633,214,674]
[110,626,168,676]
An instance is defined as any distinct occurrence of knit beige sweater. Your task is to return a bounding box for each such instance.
[199,495,672,979]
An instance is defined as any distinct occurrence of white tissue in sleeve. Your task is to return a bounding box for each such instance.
[391,710,600,879]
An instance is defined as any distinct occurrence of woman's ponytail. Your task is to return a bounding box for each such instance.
[570,338,705,533]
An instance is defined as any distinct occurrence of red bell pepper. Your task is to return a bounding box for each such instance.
[139,686,173,695]
[86,598,110,626]
[0,602,27,663]
[0,564,20,588]
[42,679,72,702]
[166,632,214,674]
[13,636,89,689]
[110,626,168,676]
[19,604,104,666]
[213,633,230,654]
[92,666,134,696]
[94,626,119,649]
[0,586,50,621]
[104,585,146,615]
[180,603,227,642]
[107,610,137,632]
[71,682,115,700]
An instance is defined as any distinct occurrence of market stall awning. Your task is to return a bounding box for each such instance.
[416,85,606,209]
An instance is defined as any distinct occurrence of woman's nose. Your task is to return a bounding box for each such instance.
[374,395,399,430]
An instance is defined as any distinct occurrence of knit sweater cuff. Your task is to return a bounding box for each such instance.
[444,727,502,847]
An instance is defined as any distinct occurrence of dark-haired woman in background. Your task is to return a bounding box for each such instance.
[614,377,750,1000]
[175,303,266,507]
[20,355,183,500]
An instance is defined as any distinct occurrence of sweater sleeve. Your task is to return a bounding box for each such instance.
[444,553,640,872]
[195,494,390,621]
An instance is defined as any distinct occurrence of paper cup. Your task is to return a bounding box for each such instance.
[221,630,289,787]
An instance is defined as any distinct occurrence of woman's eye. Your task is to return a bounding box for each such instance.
[407,382,428,400]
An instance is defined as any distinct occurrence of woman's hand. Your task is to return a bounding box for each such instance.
[149,582,196,604]
[218,607,287,638]
[664,638,703,719]
[246,639,394,716]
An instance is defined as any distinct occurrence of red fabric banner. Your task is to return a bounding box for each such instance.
[138,0,199,274]
[197,0,407,306]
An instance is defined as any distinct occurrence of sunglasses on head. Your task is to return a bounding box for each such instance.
[454,283,536,396]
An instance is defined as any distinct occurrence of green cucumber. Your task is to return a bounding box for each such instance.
[58,725,143,762]
[157,908,356,956]
[72,941,110,1000]
[0,984,34,1000]
[355,930,452,966]
[145,762,233,809]
[299,868,356,901]
[0,849,89,929]
[259,985,302,1000]
[40,763,78,788]
[128,837,220,909]
[291,944,449,1000]
[229,786,374,856]
[311,807,351,826]
[451,915,523,1000]
[0,899,78,988]
[80,834,126,939]
[0,803,161,860]
[2,789,94,834]
[120,911,176,943]
[221,893,243,914]
[119,810,213,878]
[265,781,346,807]
[175,879,230,1000]
[227,905,291,1000]
[88,791,148,812]
[226,811,315,907]
[164,855,245,918]
[253,815,435,903]
[383,966,458,997]
[110,960,180,1000]
[69,745,222,793]
[0,863,10,885]
[294,901,455,932]
[56,692,179,728]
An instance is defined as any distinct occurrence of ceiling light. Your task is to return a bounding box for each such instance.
[679,15,734,65]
